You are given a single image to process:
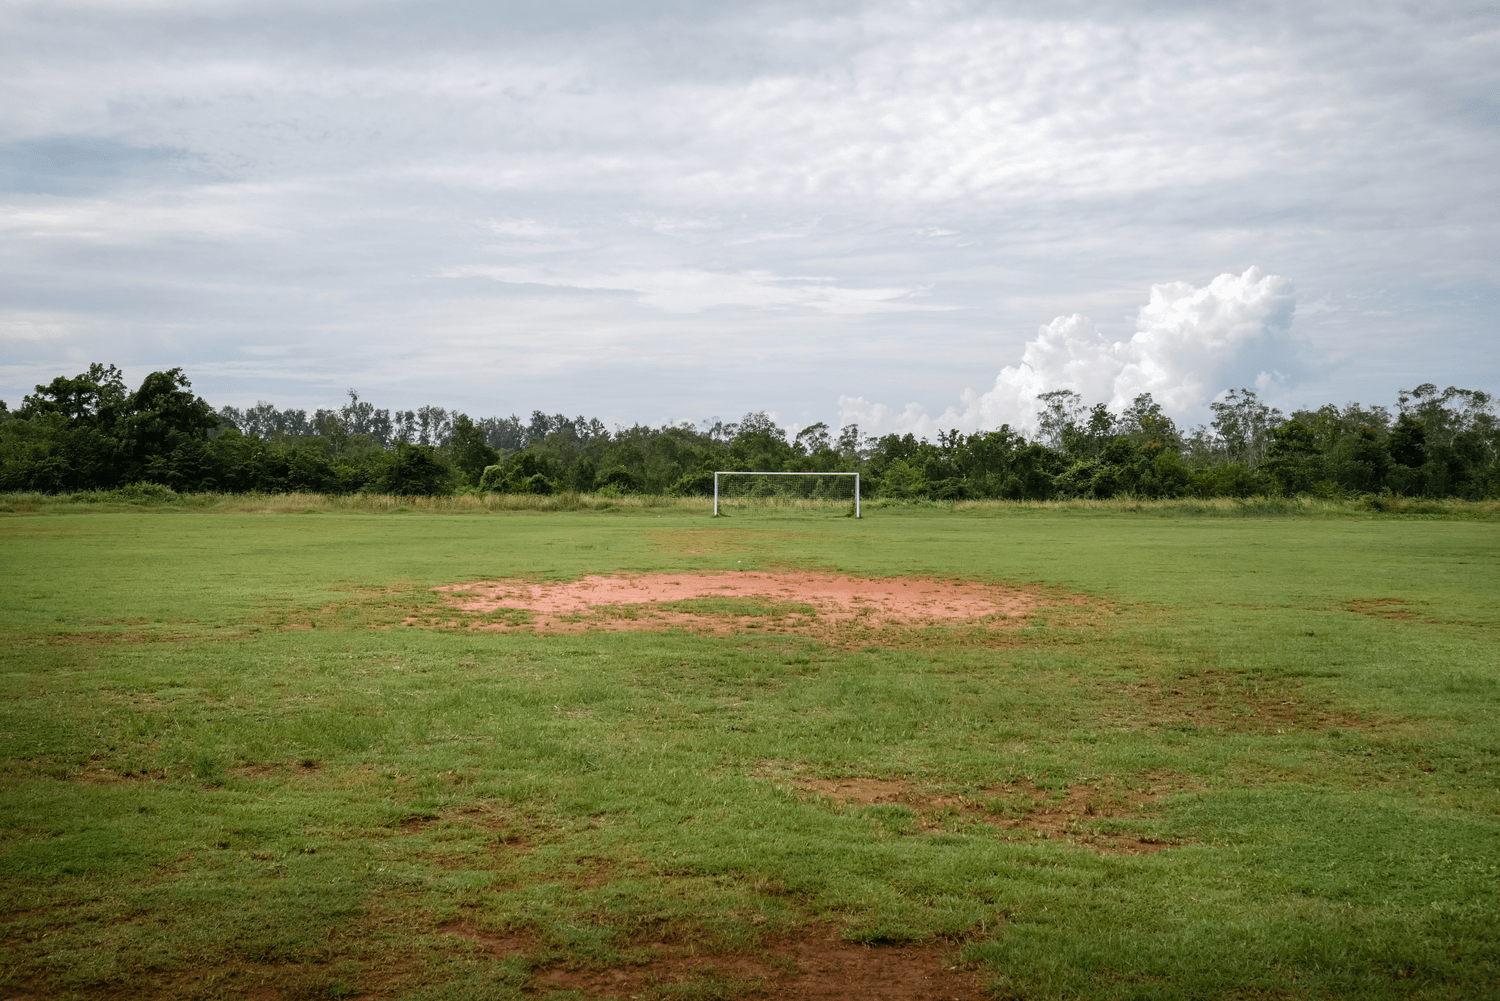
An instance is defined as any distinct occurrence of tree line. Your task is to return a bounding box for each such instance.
[1,362,1496,500]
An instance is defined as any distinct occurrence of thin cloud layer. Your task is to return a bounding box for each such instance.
[447,265,943,315]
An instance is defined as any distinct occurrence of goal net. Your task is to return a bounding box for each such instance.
[713,471,861,517]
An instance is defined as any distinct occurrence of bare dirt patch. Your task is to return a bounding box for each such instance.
[1120,670,1377,733]
[409,571,1073,644]
[441,920,536,956]
[391,801,538,877]
[71,765,152,785]
[528,923,986,1000]
[1346,597,1426,621]
[775,770,1184,854]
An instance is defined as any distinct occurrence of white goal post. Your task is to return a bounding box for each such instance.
[713,471,860,518]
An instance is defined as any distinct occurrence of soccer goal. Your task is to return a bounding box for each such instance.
[713,471,860,518]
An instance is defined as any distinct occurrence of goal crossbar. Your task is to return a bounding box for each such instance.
[713,471,860,518]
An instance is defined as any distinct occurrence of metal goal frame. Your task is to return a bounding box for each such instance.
[712,471,860,518]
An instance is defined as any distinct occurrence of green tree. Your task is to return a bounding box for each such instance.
[117,369,221,489]
[1069,404,1118,460]
[999,443,1062,500]
[1118,394,1182,452]
[447,413,500,485]
[836,424,866,460]
[1395,384,1499,498]
[500,452,558,494]
[1209,388,1283,466]
[375,443,454,496]
[1387,413,1426,469]
[21,363,129,428]
[12,362,132,488]
[1036,390,1084,452]
[793,422,831,456]
[0,412,77,492]
[1328,427,1391,493]
[729,412,794,472]
[1263,419,1321,494]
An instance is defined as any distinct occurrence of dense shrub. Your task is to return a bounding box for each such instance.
[375,443,453,496]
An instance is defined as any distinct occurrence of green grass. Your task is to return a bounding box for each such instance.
[1,502,1498,999]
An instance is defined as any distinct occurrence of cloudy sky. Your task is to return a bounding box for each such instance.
[2,0,1496,435]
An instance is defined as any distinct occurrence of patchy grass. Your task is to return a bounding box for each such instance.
[652,597,817,618]
[0,505,1497,999]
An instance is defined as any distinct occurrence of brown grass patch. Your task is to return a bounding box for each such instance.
[393,801,537,875]
[767,769,1186,854]
[0,942,427,1001]
[1345,597,1426,621]
[527,922,986,1000]
[440,920,537,956]
[1120,670,1377,733]
[652,527,755,555]
[39,625,218,646]
[71,765,154,785]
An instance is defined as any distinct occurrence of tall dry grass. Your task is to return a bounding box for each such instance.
[0,489,706,515]
[1,488,1495,519]
[944,495,1500,519]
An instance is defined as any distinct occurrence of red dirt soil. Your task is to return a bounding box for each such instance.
[444,921,987,999]
[425,571,1043,636]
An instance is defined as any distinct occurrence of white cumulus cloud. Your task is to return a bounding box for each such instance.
[840,267,1299,438]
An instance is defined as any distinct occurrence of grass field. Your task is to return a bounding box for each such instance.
[2,499,1498,1000]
